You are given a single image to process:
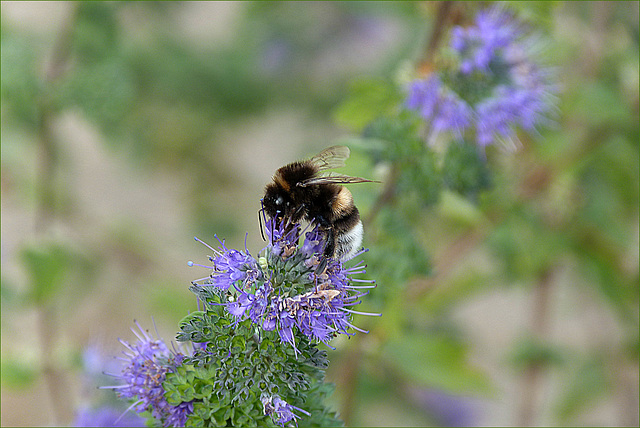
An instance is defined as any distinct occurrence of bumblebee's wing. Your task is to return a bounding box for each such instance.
[298,173,377,187]
[308,145,351,171]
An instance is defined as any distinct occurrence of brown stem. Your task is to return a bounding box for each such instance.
[362,163,399,230]
[516,268,554,427]
[337,342,363,426]
[35,108,57,234]
[417,1,455,68]
[406,228,487,301]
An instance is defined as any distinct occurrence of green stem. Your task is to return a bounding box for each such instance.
[34,3,79,425]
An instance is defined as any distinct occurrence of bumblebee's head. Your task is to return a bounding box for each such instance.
[263,182,292,220]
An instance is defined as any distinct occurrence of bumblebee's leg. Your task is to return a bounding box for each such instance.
[323,226,335,260]
[315,225,334,274]
[316,255,328,275]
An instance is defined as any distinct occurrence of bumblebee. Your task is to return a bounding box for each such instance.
[262,145,375,268]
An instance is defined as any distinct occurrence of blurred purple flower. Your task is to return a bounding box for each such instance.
[104,321,192,427]
[406,75,442,119]
[163,401,194,428]
[430,89,473,142]
[408,387,484,427]
[74,406,146,427]
[75,341,152,427]
[406,7,557,148]
[450,8,519,75]
[260,39,292,75]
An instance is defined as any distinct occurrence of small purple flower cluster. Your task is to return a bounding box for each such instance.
[190,219,378,352]
[406,75,472,143]
[104,322,193,427]
[450,8,519,75]
[406,7,557,148]
[260,393,311,427]
[193,238,261,290]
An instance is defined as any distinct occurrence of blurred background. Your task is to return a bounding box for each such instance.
[1,1,638,426]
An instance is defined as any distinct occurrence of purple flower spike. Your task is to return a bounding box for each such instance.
[451,7,519,75]
[190,218,379,351]
[103,321,192,427]
[406,6,557,148]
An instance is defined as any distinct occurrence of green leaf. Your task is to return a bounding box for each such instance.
[166,391,182,405]
[554,355,610,422]
[182,385,196,402]
[72,2,119,63]
[231,335,246,353]
[0,33,41,126]
[197,383,214,399]
[186,414,205,427]
[442,141,491,198]
[178,311,206,329]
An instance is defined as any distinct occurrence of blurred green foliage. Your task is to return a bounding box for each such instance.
[383,332,493,394]
[1,1,637,427]
[0,357,38,390]
[20,242,73,305]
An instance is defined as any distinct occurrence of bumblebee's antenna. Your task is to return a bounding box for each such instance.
[258,199,266,241]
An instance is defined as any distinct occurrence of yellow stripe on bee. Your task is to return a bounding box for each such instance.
[333,187,353,215]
